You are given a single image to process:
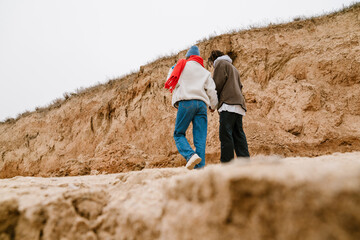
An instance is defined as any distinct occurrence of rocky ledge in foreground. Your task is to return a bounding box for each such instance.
[1,152,360,240]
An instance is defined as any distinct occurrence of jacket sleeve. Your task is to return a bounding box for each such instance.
[205,74,218,110]
[213,61,228,97]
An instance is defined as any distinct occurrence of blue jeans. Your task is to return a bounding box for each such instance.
[174,100,207,169]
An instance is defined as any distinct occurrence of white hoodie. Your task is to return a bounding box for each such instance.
[167,61,218,109]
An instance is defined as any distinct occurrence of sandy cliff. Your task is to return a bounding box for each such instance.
[0,5,359,178]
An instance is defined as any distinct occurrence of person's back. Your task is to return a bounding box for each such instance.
[172,61,217,109]
[213,57,246,112]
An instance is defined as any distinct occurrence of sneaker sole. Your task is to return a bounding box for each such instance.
[186,157,201,170]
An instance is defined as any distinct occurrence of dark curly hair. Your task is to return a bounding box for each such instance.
[207,50,225,67]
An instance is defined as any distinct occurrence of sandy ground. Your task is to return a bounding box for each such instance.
[1,152,360,240]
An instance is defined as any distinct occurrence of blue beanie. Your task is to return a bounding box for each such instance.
[185,46,200,58]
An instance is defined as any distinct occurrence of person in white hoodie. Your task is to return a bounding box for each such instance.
[165,46,218,169]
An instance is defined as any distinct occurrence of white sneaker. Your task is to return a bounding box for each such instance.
[186,154,201,170]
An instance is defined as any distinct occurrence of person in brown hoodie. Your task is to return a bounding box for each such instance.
[208,50,250,163]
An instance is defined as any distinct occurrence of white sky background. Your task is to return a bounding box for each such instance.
[0,0,357,121]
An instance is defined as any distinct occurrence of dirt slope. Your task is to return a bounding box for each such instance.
[0,5,360,178]
[1,152,360,240]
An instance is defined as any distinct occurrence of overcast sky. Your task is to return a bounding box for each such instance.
[0,0,357,121]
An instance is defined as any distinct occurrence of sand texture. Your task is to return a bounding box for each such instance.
[1,152,360,240]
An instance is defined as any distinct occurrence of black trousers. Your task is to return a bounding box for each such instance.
[219,111,250,163]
